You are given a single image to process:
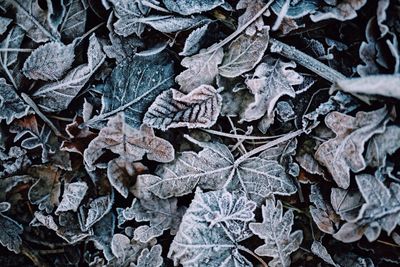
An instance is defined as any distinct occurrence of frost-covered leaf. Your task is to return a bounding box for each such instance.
[88,211,115,261]
[176,48,223,93]
[140,15,210,33]
[0,175,34,201]
[271,0,318,19]
[22,42,75,81]
[309,185,340,234]
[311,241,339,267]
[219,27,269,78]
[135,245,163,267]
[103,32,143,62]
[180,23,209,56]
[84,113,174,180]
[119,195,185,242]
[243,56,303,122]
[141,138,296,204]
[60,0,88,41]
[92,50,174,128]
[0,202,23,253]
[55,181,88,214]
[168,189,254,267]
[80,194,114,231]
[0,16,12,35]
[330,187,364,222]
[332,75,400,100]
[0,146,31,179]
[162,0,225,15]
[28,165,62,213]
[333,252,375,267]
[334,173,400,243]
[315,107,388,189]
[249,197,303,267]
[144,85,222,130]
[365,125,400,168]
[0,79,30,125]
[32,34,105,112]
[0,26,24,68]
[310,0,368,22]
[236,0,266,36]
[9,0,60,43]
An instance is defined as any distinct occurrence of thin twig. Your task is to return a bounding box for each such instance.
[201,128,287,140]
[237,245,268,267]
[0,48,33,52]
[142,0,170,13]
[21,244,50,267]
[202,0,275,55]
[269,38,346,83]
[21,93,65,138]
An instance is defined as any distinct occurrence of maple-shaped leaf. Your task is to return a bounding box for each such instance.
[315,107,388,189]
[55,181,88,214]
[334,173,400,243]
[139,138,296,204]
[162,0,225,15]
[143,85,222,131]
[310,0,368,22]
[22,41,75,81]
[60,0,88,41]
[7,0,60,43]
[309,185,340,234]
[365,125,400,168]
[28,165,62,213]
[168,189,254,267]
[176,48,224,93]
[80,194,114,231]
[110,233,162,267]
[249,197,303,267]
[118,195,185,242]
[0,79,30,125]
[88,50,174,128]
[243,56,303,122]
[0,147,31,179]
[0,202,23,253]
[219,27,270,78]
[32,34,105,112]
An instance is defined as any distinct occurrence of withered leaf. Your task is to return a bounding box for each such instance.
[22,42,75,81]
[176,48,224,93]
[80,194,114,231]
[249,197,303,267]
[60,0,88,41]
[162,0,225,15]
[55,181,88,214]
[219,27,269,78]
[271,0,318,19]
[236,0,266,36]
[311,240,339,267]
[32,34,105,112]
[0,202,23,253]
[330,187,364,222]
[243,55,303,122]
[143,85,222,131]
[168,189,254,267]
[315,107,388,189]
[310,0,368,22]
[28,165,62,213]
[0,17,12,35]
[180,23,209,56]
[0,79,30,125]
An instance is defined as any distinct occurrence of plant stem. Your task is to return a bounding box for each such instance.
[235,129,304,165]
[201,128,287,140]
[203,0,275,55]
[0,48,33,52]
[269,38,346,83]
[237,245,268,267]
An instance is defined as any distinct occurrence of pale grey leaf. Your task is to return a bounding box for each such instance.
[330,187,364,222]
[103,32,143,62]
[27,165,62,213]
[88,211,115,261]
[60,0,88,41]
[0,26,25,68]
[315,107,388,189]
[219,27,269,78]
[144,85,222,130]
[295,153,326,177]
[92,51,174,128]
[0,202,23,253]
[32,34,105,112]
[0,16,12,35]
[55,181,88,214]
[22,42,75,81]
[0,147,31,179]
[176,48,223,93]
[0,175,34,201]
[271,0,318,19]
[365,125,400,168]
[162,0,225,15]
[81,194,114,231]
[0,79,30,125]
[333,252,375,267]
[57,212,90,244]
[311,241,339,267]
[243,56,303,122]
[180,23,209,56]
[168,189,253,267]
[135,245,163,267]
[249,197,303,267]
[236,0,266,36]
[309,185,340,234]
[110,233,151,267]
[142,15,210,33]
[310,0,367,22]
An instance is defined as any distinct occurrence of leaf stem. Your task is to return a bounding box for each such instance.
[237,245,268,267]
[202,0,275,54]
[269,38,346,83]
[20,93,65,138]
[235,129,304,165]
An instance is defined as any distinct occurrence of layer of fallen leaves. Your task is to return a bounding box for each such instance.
[0,0,399,266]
